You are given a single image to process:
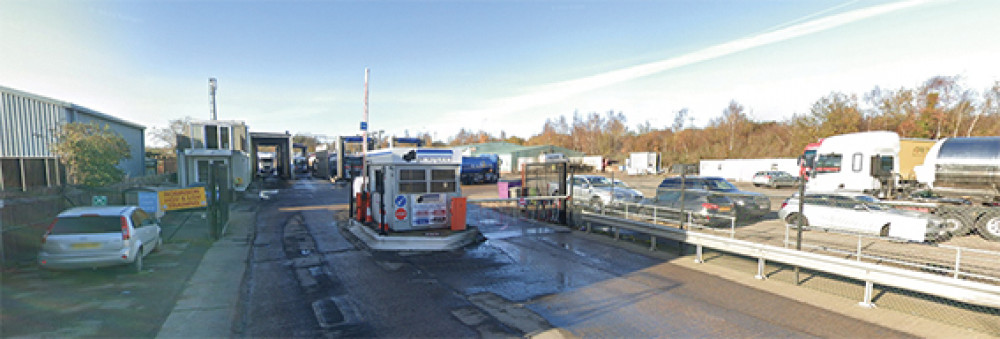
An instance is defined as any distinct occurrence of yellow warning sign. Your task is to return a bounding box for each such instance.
[159,187,207,211]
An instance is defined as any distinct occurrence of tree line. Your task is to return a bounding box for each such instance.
[449,75,1000,166]
[147,75,999,169]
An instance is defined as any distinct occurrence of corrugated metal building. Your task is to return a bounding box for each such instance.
[0,85,146,191]
[457,142,584,173]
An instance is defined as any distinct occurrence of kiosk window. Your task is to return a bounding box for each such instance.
[399,169,427,193]
[400,169,425,181]
[431,169,455,181]
[430,169,457,193]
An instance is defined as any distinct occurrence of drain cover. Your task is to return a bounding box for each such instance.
[312,296,363,329]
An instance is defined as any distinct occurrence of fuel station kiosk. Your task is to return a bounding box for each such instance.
[349,148,481,250]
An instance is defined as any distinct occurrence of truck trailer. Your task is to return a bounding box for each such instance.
[805,131,1000,241]
[460,154,500,185]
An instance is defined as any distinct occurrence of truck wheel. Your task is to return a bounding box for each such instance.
[939,211,974,237]
[977,211,1000,242]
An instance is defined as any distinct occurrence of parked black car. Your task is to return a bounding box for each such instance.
[657,176,771,220]
[637,189,736,227]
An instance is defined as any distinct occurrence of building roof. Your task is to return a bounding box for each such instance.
[458,142,527,154]
[0,85,145,130]
[457,142,584,157]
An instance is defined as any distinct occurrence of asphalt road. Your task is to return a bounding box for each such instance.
[239,177,913,337]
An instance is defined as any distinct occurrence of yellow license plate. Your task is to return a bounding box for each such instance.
[718,206,732,212]
[71,242,101,249]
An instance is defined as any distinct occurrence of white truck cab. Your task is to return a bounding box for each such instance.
[806,131,900,195]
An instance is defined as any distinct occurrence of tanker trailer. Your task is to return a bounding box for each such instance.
[907,137,1000,241]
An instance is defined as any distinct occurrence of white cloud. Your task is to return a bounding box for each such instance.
[438,0,940,136]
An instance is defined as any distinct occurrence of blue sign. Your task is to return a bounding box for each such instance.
[394,195,407,208]
[360,121,368,131]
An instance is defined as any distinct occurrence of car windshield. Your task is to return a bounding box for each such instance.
[589,177,612,187]
[50,216,122,234]
[613,180,630,188]
[854,195,885,210]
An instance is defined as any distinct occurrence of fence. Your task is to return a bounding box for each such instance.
[0,174,178,267]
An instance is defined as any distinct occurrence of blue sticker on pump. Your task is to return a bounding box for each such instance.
[394,195,407,207]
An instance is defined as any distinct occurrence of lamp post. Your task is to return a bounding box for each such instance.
[209,78,218,120]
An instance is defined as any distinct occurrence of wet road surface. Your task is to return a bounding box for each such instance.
[240,178,912,337]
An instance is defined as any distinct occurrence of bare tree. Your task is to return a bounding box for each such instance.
[969,81,1000,136]
[672,108,689,132]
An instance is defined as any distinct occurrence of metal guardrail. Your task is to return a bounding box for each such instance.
[780,223,1000,284]
[580,212,1000,309]
[579,200,738,238]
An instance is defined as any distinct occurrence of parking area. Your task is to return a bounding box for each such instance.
[462,174,1000,336]
[463,173,1000,281]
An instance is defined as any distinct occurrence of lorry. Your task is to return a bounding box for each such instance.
[798,140,823,178]
[460,154,500,185]
[805,131,1000,241]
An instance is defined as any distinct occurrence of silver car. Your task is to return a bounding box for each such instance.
[38,206,162,272]
[778,193,948,242]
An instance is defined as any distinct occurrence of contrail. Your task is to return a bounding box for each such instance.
[469,0,938,116]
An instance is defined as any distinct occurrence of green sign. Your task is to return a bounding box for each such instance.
[92,195,108,206]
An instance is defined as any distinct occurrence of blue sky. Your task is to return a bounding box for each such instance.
[3,0,999,145]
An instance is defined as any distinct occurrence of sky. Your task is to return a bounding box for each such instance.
[2,0,999,146]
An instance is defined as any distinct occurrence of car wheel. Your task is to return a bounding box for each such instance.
[590,198,604,212]
[132,248,144,273]
[769,181,777,189]
[785,213,808,227]
[977,211,1000,242]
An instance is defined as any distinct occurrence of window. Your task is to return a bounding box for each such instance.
[704,178,737,191]
[399,169,427,193]
[51,216,121,234]
[205,125,218,149]
[430,169,458,193]
[197,160,211,182]
[196,160,225,183]
[875,155,893,175]
[656,190,681,201]
[852,153,863,173]
[815,154,842,173]
[220,126,230,149]
[203,125,231,150]
[131,209,151,227]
